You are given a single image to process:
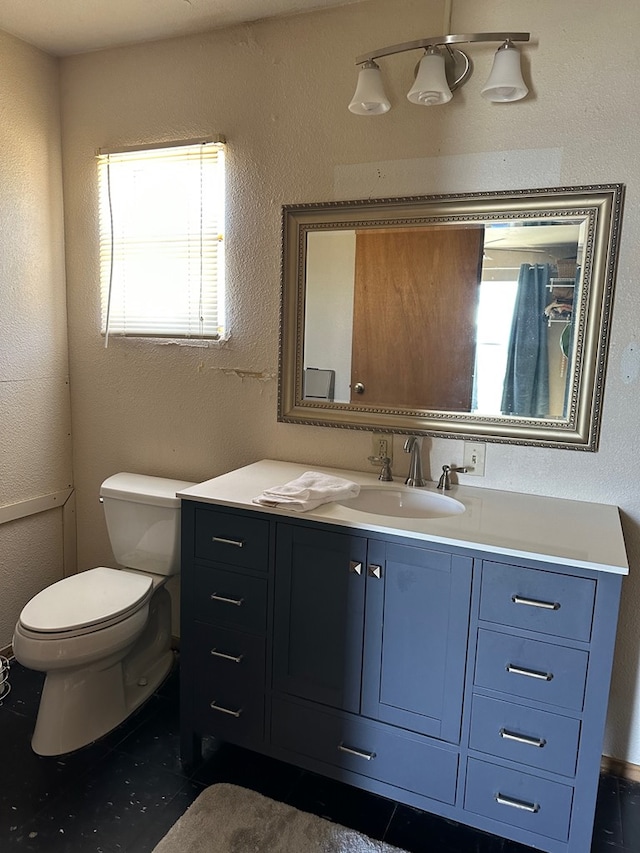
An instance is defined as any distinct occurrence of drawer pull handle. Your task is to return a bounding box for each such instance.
[349,561,363,575]
[500,728,547,748]
[495,793,540,814]
[210,648,244,664]
[506,664,553,682]
[210,592,245,607]
[337,742,376,761]
[212,536,245,548]
[368,564,382,579]
[210,700,243,718]
[512,594,560,611]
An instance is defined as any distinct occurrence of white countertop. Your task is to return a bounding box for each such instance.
[178,460,629,575]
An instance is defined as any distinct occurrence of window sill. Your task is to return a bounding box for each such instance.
[101,334,230,348]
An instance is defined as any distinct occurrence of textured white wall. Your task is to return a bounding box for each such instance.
[0,31,71,645]
[59,0,640,763]
[305,231,355,402]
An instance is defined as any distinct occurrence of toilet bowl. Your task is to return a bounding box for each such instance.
[13,473,194,756]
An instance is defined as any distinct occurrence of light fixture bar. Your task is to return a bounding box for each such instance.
[355,32,529,65]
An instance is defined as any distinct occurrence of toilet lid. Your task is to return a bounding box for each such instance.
[19,567,154,633]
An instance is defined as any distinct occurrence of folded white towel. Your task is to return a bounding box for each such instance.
[253,471,360,513]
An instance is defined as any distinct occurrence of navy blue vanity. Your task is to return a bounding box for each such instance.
[178,460,627,853]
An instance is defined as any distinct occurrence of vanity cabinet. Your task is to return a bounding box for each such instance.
[180,499,623,853]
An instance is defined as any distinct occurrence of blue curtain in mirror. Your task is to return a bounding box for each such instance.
[501,264,550,417]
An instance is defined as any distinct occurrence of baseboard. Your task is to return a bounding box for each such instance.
[601,755,640,783]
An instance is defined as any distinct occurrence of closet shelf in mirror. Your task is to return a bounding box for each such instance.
[548,278,576,289]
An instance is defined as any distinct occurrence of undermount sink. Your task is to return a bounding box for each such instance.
[335,486,465,519]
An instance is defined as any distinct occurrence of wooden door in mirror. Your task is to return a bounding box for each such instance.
[351,226,484,410]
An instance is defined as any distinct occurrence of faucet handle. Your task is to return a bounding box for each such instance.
[368,455,393,482]
[437,464,468,490]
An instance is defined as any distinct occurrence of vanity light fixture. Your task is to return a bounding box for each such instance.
[348,32,530,115]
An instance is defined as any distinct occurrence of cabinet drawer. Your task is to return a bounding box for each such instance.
[194,509,269,570]
[469,695,580,777]
[195,689,264,748]
[480,562,595,642]
[271,697,458,805]
[464,758,573,842]
[194,623,265,690]
[475,629,588,711]
[194,566,267,634]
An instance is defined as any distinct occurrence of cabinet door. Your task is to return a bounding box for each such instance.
[273,524,366,713]
[362,541,472,742]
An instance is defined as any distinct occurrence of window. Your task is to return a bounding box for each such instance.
[97,138,226,342]
[473,278,519,413]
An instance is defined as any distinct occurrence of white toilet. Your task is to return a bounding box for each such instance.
[12,472,194,756]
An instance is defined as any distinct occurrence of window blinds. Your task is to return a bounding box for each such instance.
[98,139,226,343]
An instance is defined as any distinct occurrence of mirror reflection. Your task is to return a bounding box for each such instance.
[304,218,585,419]
[279,186,624,449]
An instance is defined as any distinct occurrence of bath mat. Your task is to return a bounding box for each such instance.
[152,783,406,853]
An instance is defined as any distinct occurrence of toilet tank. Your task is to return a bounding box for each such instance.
[100,473,196,576]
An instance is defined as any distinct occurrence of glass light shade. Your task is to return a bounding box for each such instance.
[407,48,453,106]
[348,62,391,115]
[481,42,528,102]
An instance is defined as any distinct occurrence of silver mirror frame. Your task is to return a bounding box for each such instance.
[278,184,624,450]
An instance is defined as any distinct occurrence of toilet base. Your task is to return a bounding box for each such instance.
[31,586,175,756]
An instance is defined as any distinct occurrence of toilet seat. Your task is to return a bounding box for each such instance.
[19,567,154,639]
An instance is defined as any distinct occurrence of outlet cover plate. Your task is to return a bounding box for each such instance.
[371,433,393,465]
[463,441,486,476]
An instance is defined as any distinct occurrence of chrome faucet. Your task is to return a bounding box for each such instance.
[403,436,428,487]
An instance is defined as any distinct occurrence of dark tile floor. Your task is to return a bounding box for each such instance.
[1,658,638,852]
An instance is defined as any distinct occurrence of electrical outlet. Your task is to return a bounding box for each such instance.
[463,441,486,476]
[371,433,393,464]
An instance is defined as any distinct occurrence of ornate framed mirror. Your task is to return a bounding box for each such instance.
[278,185,624,449]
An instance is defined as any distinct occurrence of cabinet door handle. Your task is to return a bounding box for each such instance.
[337,742,376,761]
[495,793,540,814]
[368,564,382,579]
[506,663,553,681]
[210,700,243,718]
[512,594,560,610]
[210,592,244,607]
[499,728,547,748]
[349,561,363,575]
[210,648,244,664]
[212,536,244,548]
